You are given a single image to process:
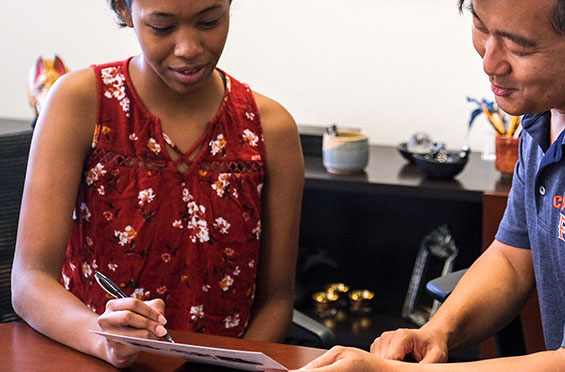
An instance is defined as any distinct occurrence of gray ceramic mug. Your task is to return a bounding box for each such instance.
[322,130,369,174]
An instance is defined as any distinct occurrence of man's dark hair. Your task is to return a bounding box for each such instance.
[458,0,565,36]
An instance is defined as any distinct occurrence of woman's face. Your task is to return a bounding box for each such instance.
[121,0,230,96]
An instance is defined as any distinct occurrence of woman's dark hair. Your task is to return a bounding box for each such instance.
[107,0,132,27]
[458,0,565,36]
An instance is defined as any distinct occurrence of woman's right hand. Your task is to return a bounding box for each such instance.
[370,328,449,363]
[97,298,169,368]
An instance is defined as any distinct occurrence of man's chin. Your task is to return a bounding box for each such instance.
[495,98,528,116]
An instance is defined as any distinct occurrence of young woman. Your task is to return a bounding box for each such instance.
[11,0,304,368]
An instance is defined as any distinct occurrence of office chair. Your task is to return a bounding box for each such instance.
[0,130,32,323]
[425,268,467,303]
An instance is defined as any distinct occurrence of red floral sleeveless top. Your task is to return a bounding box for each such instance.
[61,58,265,337]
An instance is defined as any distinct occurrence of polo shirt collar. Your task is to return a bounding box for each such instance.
[523,111,565,173]
[522,111,551,152]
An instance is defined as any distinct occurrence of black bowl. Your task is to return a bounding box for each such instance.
[396,142,415,163]
[413,150,470,179]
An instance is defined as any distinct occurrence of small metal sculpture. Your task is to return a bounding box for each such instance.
[402,224,459,326]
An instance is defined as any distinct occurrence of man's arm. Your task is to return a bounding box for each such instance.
[371,239,535,362]
[293,345,565,372]
[423,239,535,351]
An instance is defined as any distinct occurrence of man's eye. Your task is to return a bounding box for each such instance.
[473,24,489,34]
[509,50,531,57]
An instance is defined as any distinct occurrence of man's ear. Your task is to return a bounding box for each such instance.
[115,0,133,27]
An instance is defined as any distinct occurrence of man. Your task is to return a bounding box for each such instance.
[291,0,565,371]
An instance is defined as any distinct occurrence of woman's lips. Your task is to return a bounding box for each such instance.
[170,65,207,85]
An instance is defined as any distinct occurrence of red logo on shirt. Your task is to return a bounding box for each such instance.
[559,213,565,242]
[554,195,565,210]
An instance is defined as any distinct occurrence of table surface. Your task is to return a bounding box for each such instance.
[0,322,325,372]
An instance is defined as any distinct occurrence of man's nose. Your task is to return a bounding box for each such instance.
[482,37,511,77]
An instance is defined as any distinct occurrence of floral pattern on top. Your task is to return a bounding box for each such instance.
[63,60,265,338]
[101,66,131,117]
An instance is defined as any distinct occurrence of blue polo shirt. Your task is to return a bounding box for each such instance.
[496,111,565,350]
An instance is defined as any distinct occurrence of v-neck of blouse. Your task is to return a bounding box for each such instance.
[121,57,231,175]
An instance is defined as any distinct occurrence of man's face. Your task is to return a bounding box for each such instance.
[471,0,565,115]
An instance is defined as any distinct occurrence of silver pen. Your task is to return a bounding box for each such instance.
[94,271,175,343]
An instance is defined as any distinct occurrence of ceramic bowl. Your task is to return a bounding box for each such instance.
[323,130,369,174]
[396,142,415,163]
[413,148,470,179]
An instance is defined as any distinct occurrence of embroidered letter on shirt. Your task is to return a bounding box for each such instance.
[558,213,565,241]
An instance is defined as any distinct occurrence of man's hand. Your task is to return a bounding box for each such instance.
[290,346,389,372]
[371,328,448,363]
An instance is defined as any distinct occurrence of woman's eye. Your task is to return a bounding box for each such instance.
[199,18,221,28]
[150,25,174,34]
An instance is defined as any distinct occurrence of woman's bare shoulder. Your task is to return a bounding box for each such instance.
[35,67,98,152]
[251,91,303,175]
[252,91,297,140]
[48,67,98,110]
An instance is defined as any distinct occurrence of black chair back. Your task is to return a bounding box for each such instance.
[0,130,32,322]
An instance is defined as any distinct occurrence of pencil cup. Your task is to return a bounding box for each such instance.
[495,136,519,176]
[322,130,369,174]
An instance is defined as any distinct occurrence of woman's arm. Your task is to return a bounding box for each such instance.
[243,92,304,342]
[11,68,167,368]
[11,68,107,356]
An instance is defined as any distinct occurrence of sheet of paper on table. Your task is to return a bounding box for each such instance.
[91,331,288,371]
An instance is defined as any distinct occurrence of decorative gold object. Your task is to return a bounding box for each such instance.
[325,283,350,307]
[348,289,375,315]
[325,283,350,295]
[312,290,339,318]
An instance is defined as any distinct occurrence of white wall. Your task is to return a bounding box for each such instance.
[0,0,494,151]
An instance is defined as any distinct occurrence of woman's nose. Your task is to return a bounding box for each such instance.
[482,37,511,77]
[174,29,204,60]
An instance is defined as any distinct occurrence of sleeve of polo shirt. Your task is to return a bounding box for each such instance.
[495,136,530,249]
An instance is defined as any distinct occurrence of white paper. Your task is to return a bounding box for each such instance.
[91,331,288,371]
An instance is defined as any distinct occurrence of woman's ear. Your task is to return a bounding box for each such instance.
[115,0,133,27]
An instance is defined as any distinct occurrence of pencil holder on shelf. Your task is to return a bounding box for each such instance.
[495,135,519,176]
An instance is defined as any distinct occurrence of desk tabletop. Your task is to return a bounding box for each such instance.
[0,322,325,371]
[304,146,512,202]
